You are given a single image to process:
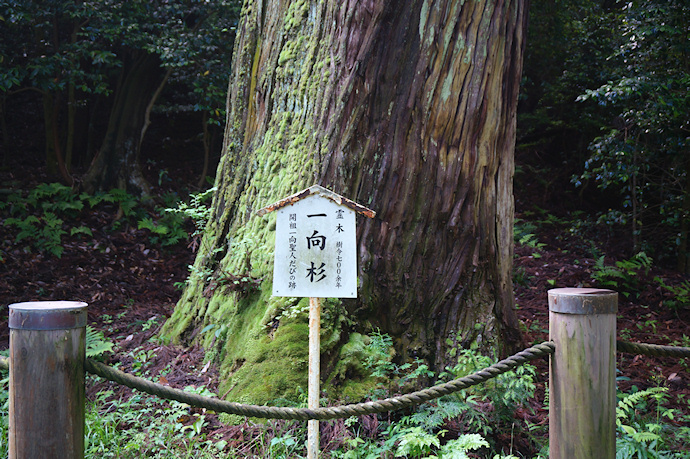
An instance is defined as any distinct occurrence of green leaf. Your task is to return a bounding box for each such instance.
[621,425,637,436]
[70,227,93,237]
[86,327,114,358]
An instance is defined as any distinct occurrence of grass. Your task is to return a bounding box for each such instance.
[84,389,227,458]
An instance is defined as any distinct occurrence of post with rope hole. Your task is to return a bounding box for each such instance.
[548,288,617,459]
[8,301,88,459]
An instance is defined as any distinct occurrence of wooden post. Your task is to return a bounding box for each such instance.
[548,288,617,459]
[8,301,88,459]
[307,297,321,459]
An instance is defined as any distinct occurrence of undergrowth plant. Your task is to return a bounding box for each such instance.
[138,212,188,247]
[84,388,228,458]
[431,344,538,451]
[331,338,540,458]
[616,386,690,459]
[0,182,206,257]
[654,277,690,311]
[514,218,546,258]
[591,252,652,297]
[165,187,215,250]
[86,326,114,360]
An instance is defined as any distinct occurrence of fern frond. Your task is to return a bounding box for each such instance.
[86,326,114,358]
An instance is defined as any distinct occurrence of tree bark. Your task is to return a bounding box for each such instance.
[43,92,73,185]
[81,52,163,196]
[0,95,7,167]
[42,92,60,177]
[163,0,527,402]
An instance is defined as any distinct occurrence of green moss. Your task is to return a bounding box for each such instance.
[218,318,310,405]
[278,46,294,67]
[284,0,309,32]
[160,283,202,344]
[319,298,347,352]
[330,332,368,378]
[325,332,381,401]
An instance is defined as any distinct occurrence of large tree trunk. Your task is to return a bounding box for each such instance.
[162,0,526,404]
[82,52,163,196]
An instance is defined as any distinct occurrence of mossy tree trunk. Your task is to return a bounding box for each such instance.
[162,0,527,403]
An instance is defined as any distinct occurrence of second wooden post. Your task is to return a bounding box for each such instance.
[548,288,617,459]
[8,301,88,459]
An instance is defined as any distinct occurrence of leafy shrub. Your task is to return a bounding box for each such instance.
[654,277,690,310]
[591,252,652,297]
[573,1,690,268]
[0,183,204,257]
[616,386,690,458]
[138,213,188,247]
[165,187,215,251]
[5,212,67,257]
[514,218,546,251]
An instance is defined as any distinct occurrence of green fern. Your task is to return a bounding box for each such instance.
[137,213,187,246]
[591,252,652,297]
[408,399,470,431]
[165,187,215,237]
[6,212,66,257]
[616,386,668,426]
[614,387,682,459]
[655,277,690,310]
[106,188,139,218]
[514,218,546,251]
[439,433,489,459]
[86,327,114,359]
[393,426,441,458]
[593,255,625,286]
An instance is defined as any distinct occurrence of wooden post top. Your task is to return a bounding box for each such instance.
[9,301,88,330]
[548,288,617,315]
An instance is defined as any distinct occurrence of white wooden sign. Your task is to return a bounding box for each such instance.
[272,193,357,297]
[258,185,375,299]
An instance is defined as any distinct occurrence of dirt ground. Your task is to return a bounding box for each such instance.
[1,152,688,454]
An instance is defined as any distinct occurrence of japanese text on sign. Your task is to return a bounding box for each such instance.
[272,195,357,298]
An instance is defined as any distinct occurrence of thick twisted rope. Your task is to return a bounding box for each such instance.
[617,340,690,358]
[82,341,555,421]
[1,339,686,421]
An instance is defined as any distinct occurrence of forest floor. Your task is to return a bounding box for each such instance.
[1,153,689,455]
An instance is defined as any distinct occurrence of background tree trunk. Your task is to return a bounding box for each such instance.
[82,53,163,196]
[42,92,60,177]
[162,0,526,403]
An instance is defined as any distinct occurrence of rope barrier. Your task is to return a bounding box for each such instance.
[1,339,688,421]
[83,341,555,421]
[617,340,690,358]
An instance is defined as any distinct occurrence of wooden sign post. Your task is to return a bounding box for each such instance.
[259,185,374,458]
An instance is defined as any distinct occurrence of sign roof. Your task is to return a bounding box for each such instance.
[257,185,375,219]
